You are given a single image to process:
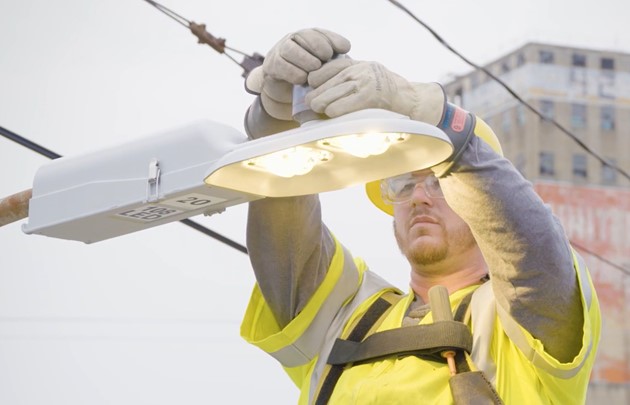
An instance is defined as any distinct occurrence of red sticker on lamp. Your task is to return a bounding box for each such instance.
[451,107,466,132]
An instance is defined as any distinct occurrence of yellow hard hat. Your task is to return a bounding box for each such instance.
[365,117,503,216]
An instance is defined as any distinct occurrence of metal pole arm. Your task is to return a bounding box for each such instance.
[0,189,31,227]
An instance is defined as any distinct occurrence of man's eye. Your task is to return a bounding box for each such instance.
[426,176,439,188]
[399,183,416,195]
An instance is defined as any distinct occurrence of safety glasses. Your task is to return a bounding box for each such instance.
[380,172,444,205]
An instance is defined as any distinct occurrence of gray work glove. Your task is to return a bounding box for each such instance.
[306,58,478,176]
[245,28,351,121]
[306,58,446,125]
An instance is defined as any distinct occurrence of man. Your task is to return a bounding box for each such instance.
[240,28,600,404]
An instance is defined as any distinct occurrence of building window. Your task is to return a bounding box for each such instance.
[601,105,615,130]
[540,50,554,64]
[540,152,555,176]
[540,100,554,120]
[501,61,510,74]
[516,53,526,67]
[572,53,586,67]
[602,158,617,184]
[573,154,588,178]
[571,103,587,128]
[601,57,615,70]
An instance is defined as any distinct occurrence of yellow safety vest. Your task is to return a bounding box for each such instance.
[241,237,600,404]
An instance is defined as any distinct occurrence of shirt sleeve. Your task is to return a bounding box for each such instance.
[440,131,586,363]
[246,195,336,328]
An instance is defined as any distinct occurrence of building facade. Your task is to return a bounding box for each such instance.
[445,43,630,403]
[445,42,630,187]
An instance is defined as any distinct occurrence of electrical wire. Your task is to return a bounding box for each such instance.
[388,0,630,276]
[0,126,61,160]
[570,240,630,276]
[388,0,630,182]
[2,0,264,253]
[180,219,247,254]
[0,126,248,255]
[143,0,189,28]
[141,0,264,76]
[4,3,625,268]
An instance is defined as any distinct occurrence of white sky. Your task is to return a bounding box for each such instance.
[1,0,629,404]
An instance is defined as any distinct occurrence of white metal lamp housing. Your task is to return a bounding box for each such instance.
[22,109,452,244]
[22,121,261,243]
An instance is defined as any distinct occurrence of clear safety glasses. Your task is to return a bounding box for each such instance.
[380,172,444,205]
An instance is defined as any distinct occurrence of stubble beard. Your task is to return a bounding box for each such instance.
[393,220,476,267]
[394,224,448,266]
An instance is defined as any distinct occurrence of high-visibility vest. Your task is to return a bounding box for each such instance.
[241,239,600,404]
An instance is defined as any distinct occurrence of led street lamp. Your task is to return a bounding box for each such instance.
[22,109,452,243]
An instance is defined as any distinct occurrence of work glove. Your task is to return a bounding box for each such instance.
[245,28,351,121]
[305,58,445,124]
[306,58,476,176]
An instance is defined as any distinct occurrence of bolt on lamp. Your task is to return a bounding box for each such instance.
[21,92,453,243]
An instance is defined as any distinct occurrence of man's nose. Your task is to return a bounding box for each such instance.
[409,182,433,206]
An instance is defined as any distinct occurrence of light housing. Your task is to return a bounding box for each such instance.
[22,121,261,243]
[23,109,452,243]
[205,109,452,197]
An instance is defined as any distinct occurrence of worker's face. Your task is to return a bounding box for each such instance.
[391,171,477,268]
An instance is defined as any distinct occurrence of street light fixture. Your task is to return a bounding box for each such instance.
[205,109,452,197]
[21,109,452,243]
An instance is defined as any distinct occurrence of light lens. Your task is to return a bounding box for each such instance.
[318,132,409,158]
[243,146,333,178]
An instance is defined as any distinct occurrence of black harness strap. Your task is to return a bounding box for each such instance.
[314,292,401,405]
[327,321,472,365]
[314,289,477,404]
[453,291,474,373]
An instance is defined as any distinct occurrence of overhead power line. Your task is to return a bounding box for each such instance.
[1,1,263,254]
[142,0,264,77]
[4,2,626,269]
[0,125,248,254]
[571,240,630,277]
[388,0,630,276]
[0,125,61,160]
[388,0,630,183]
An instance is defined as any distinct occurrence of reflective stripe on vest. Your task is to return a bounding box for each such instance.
[268,245,361,368]
[307,270,400,404]
[483,248,594,380]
